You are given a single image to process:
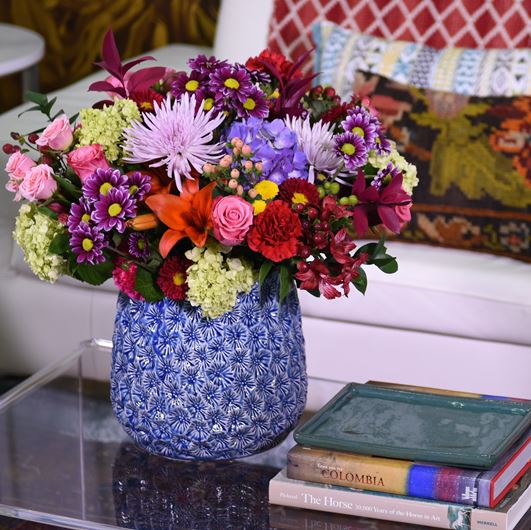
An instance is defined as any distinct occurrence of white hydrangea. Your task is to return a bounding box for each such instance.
[13,204,67,283]
[185,244,256,319]
[368,142,419,195]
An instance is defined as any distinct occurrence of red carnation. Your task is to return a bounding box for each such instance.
[245,50,302,81]
[247,200,302,262]
[279,178,320,206]
[156,256,192,301]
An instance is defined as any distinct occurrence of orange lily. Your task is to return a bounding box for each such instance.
[145,179,216,258]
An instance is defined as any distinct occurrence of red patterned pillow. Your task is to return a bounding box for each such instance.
[267,0,530,63]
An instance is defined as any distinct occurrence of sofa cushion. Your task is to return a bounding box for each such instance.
[351,71,531,262]
[299,241,531,347]
[314,22,531,100]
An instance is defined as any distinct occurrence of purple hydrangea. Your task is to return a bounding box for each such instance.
[210,65,253,103]
[225,118,308,185]
[69,224,107,264]
[371,162,402,190]
[128,232,150,259]
[91,187,136,233]
[67,198,93,232]
[83,168,128,203]
[126,171,151,202]
[334,132,368,171]
[341,107,378,149]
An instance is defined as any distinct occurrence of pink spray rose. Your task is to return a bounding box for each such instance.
[5,151,36,200]
[19,164,57,201]
[67,144,111,183]
[212,195,254,246]
[35,114,73,151]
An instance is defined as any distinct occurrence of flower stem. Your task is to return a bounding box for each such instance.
[106,246,156,274]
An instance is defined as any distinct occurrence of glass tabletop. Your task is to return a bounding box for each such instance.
[0,340,528,530]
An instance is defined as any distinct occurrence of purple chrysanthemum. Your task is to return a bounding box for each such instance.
[210,65,253,103]
[375,130,392,155]
[235,85,269,119]
[171,70,206,99]
[188,54,228,74]
[126,171,151,201]
[341,107,378,149]
[70,224,107,264]
[123,94,225,191]
[128,232,150,259]
[371,162,402,190]
[91,187,136,233]
[67,198,93,232]
[334,132,368,171]
[83,168,128,203]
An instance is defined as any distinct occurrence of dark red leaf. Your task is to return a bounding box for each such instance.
[127,67,167,93]
[122,55,157,74]
[88,80,127,98]
[100,28,122,79]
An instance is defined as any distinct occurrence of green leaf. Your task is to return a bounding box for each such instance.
[55,174,82,197]
[17,105,42,118]
[134,266,164,303]
[376,256,398,274]
[259,261,273,287]
[352,267,367,295]
[69,113,79,124]
[48,232,70,256]
[24,90,47,106]
[37,206,58,220]
[75,260,114,286]
[279,264,292,303]
[373,235,386,259]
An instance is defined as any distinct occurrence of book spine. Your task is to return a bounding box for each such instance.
[287,446,483,506]
[269,474,463,529]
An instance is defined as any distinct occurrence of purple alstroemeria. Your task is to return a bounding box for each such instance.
[69,224,107,264]
[91,187,136,233]
[351,170,412,236]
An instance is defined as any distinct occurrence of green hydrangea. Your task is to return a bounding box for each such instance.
[13,204,67,283]
[77,98,140,162]
[368,143,419,195]
[185,244,256,319]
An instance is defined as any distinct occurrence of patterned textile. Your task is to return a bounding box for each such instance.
[352,72,531,261]
[267,0,530,65]
[315,22,531,100]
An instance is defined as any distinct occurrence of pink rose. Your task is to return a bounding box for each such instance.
[35,114,73,151]
[212,195,254,246]
[19,164,57,201]
[67,144,111,183]
[5,152,36,201]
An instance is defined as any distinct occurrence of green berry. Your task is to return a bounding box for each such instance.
[339,196,350,206]
[348,195,359,206]
[329,182,340,195]
[323,181,331,190]
[317,186,325,199]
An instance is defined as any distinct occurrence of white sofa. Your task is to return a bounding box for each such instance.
[1,0,530,399]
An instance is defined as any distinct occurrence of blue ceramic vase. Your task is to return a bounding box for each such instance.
[110,277,307,460]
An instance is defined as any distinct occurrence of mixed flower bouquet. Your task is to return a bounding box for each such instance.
[4,31,417,319]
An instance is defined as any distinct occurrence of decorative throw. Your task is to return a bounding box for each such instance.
[314,22,531,100]
[267,0,530,66]
[353,71,531,261]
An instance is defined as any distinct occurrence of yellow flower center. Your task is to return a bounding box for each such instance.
[108,203,123,217]
[129,184,139,195]
[173,272,185,286]
[292,192,309,205]
[81,213,91,224]
[351,126,365,137]
[82,238,94,252]
[203,98,214,111]
[140,101,153,111]
[341,143,356,156]
[254,180,279,200]
[253,200,267,215]
[269,89,280,99]
[224,77,240,90]
[185,79,199,92]
[100,182,113,196]
[243,97,256,110]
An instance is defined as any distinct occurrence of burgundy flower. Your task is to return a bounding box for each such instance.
[341,252,369,296]
[330,228,357,264]
[295,260,342,299]
[351,170,412,236]
[279,178,320,206]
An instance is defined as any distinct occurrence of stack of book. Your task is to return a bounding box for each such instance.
[269,383,531,530]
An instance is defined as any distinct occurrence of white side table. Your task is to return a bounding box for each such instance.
[0,23,45,94]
